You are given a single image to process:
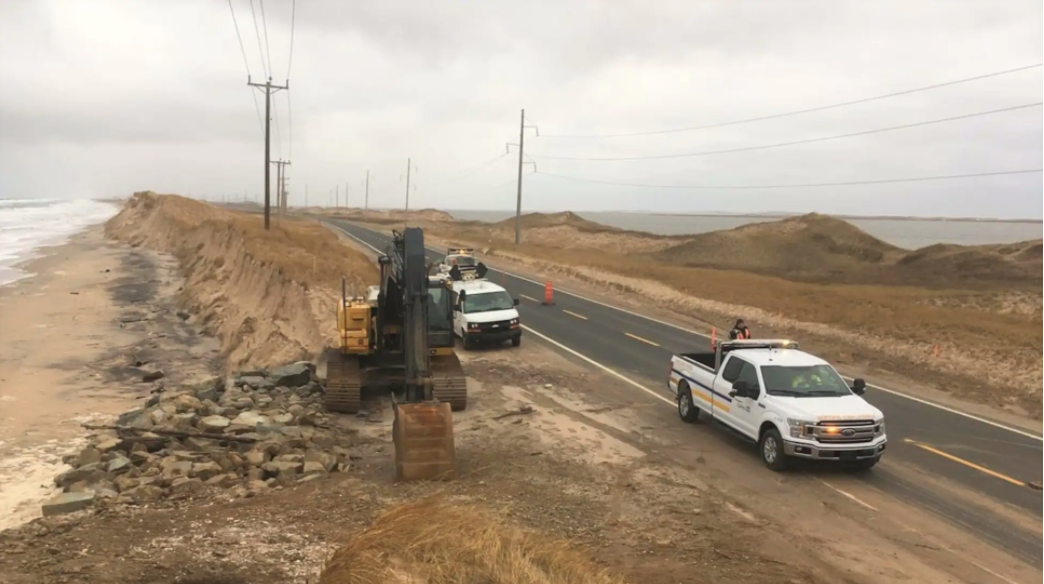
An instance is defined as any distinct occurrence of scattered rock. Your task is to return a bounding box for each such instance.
[55,464,105,488]
[124,484,165,504]
[107,455,133,474]
[41,492,95,517]
[76,446,103,467]
[174,393,204,413]
[170,477,204,495]
[176,310,191,320]
[190,461,223,481]
[94,436,122,453]
[47,360,353,508]
[230,411,272,429]
[142,370,166,382]
[269,363,312,388]
[198,415,231,432]
[239,376,274,391]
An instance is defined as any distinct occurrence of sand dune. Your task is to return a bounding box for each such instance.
[106,192,379,371]
[654,213,1041,289]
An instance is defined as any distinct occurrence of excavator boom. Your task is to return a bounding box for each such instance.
[327,226,465,482]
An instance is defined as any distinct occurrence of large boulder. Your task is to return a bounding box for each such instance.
[269,363,312,388]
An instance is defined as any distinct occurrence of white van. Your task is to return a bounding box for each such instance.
[450,279,521,349]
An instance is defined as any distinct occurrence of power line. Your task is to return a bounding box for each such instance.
[247,0,269,78]
[539,63,1044,139]
[423,152,511,189]
[286,0,297,79]
[258,0,274,78]
[534,168,1043,190]
[531,102,1043,162]
[226,0,264,131]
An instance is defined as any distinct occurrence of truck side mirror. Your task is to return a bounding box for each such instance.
[513,298,520,306]
[730,380,749,398]
[851,378,866,395]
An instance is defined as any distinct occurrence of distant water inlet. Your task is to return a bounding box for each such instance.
[0,199,119,287]
[447,210,1043,249]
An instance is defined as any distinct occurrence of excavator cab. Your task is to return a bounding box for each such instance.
[328,227,466,482]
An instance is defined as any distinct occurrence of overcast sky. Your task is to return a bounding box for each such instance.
[1,0,1041,218]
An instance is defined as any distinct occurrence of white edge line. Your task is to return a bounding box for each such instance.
[521,324,675,407]
[810,476,879,512]
[330,221,1042,443]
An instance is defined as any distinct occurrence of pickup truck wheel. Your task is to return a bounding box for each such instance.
[677,382,699,423]
[759,428,788,471]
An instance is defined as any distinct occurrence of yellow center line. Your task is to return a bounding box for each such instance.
[625,332,660,347]
[519,294,539,302]
[562,309,588,320]
[903,438,1027,487]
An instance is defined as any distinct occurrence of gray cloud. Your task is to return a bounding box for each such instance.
[0,0,1041,218]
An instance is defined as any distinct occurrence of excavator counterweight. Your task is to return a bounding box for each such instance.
[326,227,465,481]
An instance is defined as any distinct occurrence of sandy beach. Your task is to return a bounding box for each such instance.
[0,225,219,530]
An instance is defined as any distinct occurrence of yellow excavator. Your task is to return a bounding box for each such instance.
[325,227,467,482]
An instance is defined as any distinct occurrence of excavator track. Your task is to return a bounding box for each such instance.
[324,349,362,413]
[431,353,468,412]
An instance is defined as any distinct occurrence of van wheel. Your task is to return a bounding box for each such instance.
[462,332,474,351]
[511,336,521,347]
[677,382,699,423]
[759,427,788,471]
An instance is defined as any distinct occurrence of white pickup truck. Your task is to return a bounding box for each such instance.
[668,339,887,471]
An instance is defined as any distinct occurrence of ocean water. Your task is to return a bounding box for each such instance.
[0,199,119,287]
[445,210,1043,249]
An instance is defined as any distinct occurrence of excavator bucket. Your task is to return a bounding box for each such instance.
[392,401,458,482]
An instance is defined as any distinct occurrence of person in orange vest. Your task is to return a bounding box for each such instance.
[729,319,751,340]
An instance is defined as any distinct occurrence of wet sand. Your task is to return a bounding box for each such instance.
[0,225,219,529]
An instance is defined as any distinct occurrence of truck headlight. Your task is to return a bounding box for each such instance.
[786,418,815,439]
[874,419,886,436]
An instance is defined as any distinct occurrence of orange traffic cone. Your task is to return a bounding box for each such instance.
[542,280,555,306]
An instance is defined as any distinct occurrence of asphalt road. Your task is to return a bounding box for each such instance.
[327,219,1043,567]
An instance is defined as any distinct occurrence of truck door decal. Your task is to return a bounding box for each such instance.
[671,368,732,412]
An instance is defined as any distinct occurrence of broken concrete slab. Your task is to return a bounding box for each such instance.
[42,492,95,517]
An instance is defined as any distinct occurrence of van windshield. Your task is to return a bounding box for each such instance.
[463,290,514,314]
[454,256,476,267]
[760,365,851,397]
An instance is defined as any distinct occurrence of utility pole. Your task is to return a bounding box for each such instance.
[364,170,370,210]
[248,76,289,230]
[344,183,349,208]
[270,159,291,215]
[403,158,414,228]
[508,109,538,245]
[335,184,340,209]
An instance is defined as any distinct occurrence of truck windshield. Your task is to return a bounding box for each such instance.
[760,365,851,397]
[463,291,514,314]
[454,256,476,267]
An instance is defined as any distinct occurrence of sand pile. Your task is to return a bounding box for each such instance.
[105,192,379,371]
[319,496,627,584]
